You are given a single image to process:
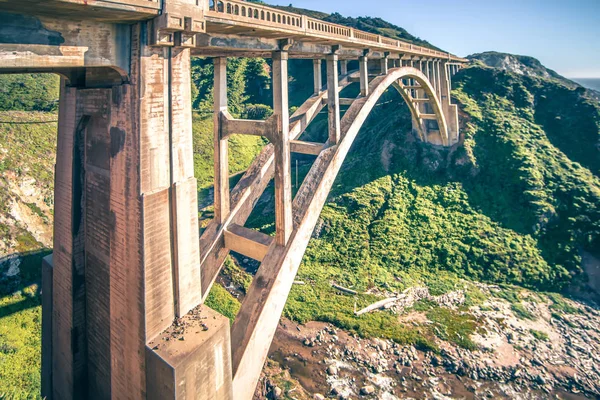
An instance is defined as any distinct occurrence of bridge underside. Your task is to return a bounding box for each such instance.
[0,1,465,399]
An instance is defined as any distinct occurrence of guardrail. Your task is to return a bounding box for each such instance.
[205,0,464,61]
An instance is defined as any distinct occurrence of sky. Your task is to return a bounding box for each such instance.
[266,0,600,78]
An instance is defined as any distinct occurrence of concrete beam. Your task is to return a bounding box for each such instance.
[339,98,356,106]
[290,140,325,156]
[220,111,277,140]
[224,224,274,262]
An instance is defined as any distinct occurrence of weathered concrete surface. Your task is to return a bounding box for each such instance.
[146,306,233,400]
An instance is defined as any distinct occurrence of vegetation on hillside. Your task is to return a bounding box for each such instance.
[0,74,59,112]
[202,58,600,348]
[1,109,56,398]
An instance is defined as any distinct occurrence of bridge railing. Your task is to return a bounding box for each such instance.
[207,0,303,30]
[306,17,352,38]
[204,0,462,61]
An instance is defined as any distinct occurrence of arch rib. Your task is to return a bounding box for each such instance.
[199,70,360,301]
[230,66,452,397]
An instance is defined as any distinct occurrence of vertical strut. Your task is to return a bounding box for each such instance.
[326,53,341,144]
[272,51,293,246]
[381,54,389,75]
[340,59,348,76]
[213,57,230,224]
[359,55,369,97]
[313,59,322,95]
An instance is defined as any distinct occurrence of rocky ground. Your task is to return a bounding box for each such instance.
[255,284,600,400]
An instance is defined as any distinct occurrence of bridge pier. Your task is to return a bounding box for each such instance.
[42,21,231,400]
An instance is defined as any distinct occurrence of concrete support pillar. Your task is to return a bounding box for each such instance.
[213,57,230,224]
[45,21,230,400]
[272,51,293,246]
[435,60,442,100]
[426,60,432,82]
[170,47,202,318]
[359,55,369,97]
[380,54,389,75]
[313,59,322,95]
[340,59,348,76]
[326,54,341,144]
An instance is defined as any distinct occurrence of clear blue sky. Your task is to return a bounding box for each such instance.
[267,0,600,78]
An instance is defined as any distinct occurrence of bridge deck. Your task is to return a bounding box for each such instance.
[203,0,464,61]
[0,0,160,21]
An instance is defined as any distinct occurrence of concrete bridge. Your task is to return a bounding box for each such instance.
[0,0,466,398]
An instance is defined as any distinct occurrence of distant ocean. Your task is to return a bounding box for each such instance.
[572,78,600,92]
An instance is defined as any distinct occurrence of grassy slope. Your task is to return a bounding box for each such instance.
[246,64,599,348]
[0,111,57,398]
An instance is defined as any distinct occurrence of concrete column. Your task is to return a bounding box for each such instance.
[213,57,230,224]
[272,51,293,246]
[46,22,231,400]
[170,47,202,318]
[313,59,322,95]
[359,55,369,97]
[340,59,348,75]
[435,60,442,100]
[426,60,432,82]
[326,54,341,144]
[380,55,388,75]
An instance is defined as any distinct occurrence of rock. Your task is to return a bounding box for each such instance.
[360,385,375,395]
[272,386,282,399]
[4,256,21,277]
[313,395,325,400]
[327,365,338,376]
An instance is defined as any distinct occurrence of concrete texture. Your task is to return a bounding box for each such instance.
[146,306,233,400]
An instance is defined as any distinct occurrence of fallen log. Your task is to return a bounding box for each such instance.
[331,283,358,295]
[355,297,399,316]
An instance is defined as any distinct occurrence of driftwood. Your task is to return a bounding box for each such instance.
[293,281,306,285]
[354,297,399,316]
[331,283,358,295]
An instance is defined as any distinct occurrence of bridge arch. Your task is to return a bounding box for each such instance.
[225,65,456,395]
[360,66,450,146]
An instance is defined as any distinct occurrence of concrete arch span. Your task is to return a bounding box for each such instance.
[229,66,453,396]
[388,67,450,146]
